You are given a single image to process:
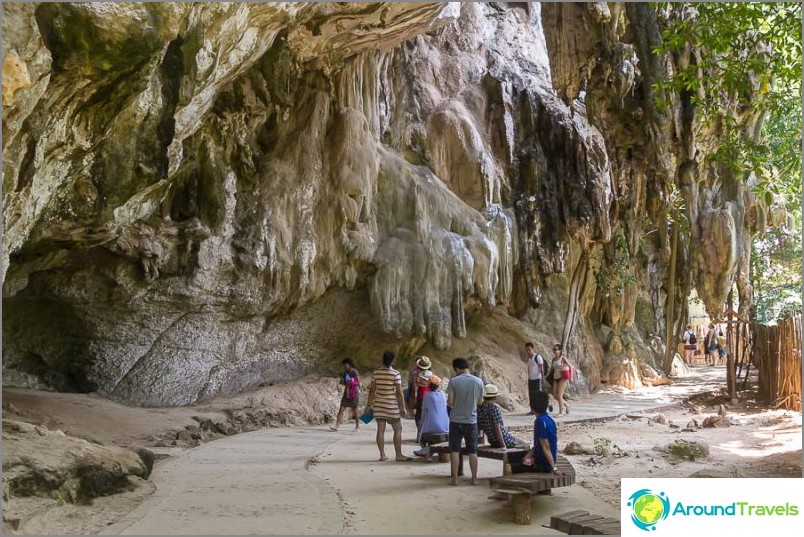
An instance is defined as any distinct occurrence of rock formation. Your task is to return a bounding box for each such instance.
[2,3,779,405]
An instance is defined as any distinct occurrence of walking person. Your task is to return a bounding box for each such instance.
[716,330,727,365]
[682,324,697,365]
[331,358,360,432]
[364,350,412,462]
[551,344,572,416]
[446,357,485,486]
[704,324,718,366]
[525,342,545,415]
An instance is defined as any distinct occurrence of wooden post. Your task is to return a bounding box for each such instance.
[511,493,532,525]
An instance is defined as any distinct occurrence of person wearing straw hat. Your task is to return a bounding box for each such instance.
[410,356,434,430]
[477,384,529,450]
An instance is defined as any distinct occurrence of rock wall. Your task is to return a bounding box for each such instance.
[2,2,778,405]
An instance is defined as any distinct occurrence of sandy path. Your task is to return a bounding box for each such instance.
[311,426,618,535]
[103,428,346,535]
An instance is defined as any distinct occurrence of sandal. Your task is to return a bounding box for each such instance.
[395,456,413,462]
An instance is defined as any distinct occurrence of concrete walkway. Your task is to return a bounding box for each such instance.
[104,366,725,535]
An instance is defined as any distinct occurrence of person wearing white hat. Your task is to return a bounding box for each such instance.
[410,356,434,430]
[477,384,528,450]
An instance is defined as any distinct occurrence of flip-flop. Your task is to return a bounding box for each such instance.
[379,456,389,461]
[329,426,339,432]
[395,456,413,462]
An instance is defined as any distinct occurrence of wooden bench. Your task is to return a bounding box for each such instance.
[487,456,577,525]
[550,510,620,535]
[428,443,529,476]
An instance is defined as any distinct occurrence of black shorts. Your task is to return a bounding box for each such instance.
[448,422,479,454]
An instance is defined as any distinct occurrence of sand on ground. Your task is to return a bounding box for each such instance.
[2,374,801,534]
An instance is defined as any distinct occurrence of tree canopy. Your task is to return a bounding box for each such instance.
[653,2,802,324]
[653,2,802,204]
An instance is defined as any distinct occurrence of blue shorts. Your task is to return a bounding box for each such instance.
[448,422,479,454]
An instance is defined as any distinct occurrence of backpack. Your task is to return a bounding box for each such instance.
[687,331,697,345]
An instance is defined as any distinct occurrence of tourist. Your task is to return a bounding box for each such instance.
[478,384,529,449]
[446,357,485,485]
[717,330,727,365]
[704,324,718,366]
[551,344,571,416]
[365,350,412,462]
[405,358,419,414]
[331,358,360,432]
[409,356,434,430]
[414,375,449,462]
[682,324,697,365]
[512,391,559,496]
[525,342,545,415]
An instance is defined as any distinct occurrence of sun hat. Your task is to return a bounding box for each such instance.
[416,356,432,370]
[484,384,499,398]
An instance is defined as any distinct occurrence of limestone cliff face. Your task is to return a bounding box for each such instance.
[2,3,777,406]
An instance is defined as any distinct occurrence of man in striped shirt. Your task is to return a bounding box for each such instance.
[365,350,412,462]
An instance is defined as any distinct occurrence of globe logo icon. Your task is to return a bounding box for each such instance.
[627,489,670,531]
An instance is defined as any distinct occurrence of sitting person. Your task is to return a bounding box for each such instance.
[504,391,559,495]
[477,384,528,449]
[414,376,449,462]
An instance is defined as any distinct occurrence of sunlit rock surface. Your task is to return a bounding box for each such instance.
[2,3,775,405]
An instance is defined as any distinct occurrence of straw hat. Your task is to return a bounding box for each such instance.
[416,356,432,370]
[484,384,499,398]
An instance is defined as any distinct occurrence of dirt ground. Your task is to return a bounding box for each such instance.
[551,389,802,510]
[1,380,801,534]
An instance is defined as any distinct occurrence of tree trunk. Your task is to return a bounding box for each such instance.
[561,249,590,354]
[663,219,679,372]
[727,289,737,401]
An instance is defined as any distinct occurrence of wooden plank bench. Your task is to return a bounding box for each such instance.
[428,443,529,476]
[487,456,577,525]
[550,510,620,535]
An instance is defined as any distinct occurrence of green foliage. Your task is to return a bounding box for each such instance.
[592,436,626,458]
[751,206,802,324]
[651,3,802,203]
[666,439,707,461]
[595,234,637,297]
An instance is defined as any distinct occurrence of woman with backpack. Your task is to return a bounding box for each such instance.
[682,325,697,365]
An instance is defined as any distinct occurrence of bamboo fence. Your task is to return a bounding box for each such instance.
[752,314,802,411]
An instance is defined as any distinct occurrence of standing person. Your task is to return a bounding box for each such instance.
[525,342,545,415]
[551,344,571,416]
[704,324,718,366]
[414,376,449,461]
[478,384,529,449]
[365,350,412,462]
[331,358,360,432]
[682,324,697,365]
[446,357,485,486]
[405,359,420,414]
[410,356,434,430]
